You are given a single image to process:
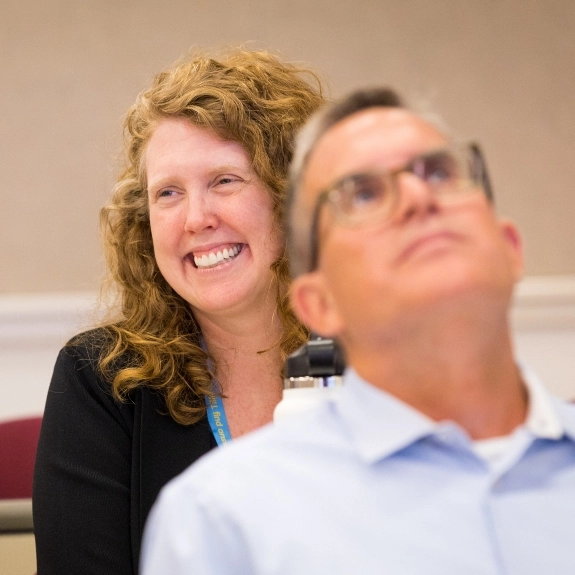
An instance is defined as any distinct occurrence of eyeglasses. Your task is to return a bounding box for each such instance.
[308,142,492,271]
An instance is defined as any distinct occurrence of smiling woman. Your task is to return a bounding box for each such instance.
[32,49,324,575]
[146,119,282,319]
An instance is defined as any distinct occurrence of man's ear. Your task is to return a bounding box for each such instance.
[290,272,345,338]
[499,219,524,282]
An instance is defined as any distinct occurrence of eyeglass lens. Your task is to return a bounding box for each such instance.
[335,149,469,220]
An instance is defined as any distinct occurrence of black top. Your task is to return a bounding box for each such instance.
[33,329,217,575]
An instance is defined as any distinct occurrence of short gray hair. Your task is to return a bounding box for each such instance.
[286,87,404,278]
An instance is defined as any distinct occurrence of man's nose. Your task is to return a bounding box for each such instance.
[184,193,219,232]
[393,171,439,222]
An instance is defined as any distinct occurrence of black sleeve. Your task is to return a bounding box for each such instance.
[33,342,136,575]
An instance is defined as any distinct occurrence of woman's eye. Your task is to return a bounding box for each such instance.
[156,188,181,201]
[216,175,244,186]
[213,175,246,194]
[154,188,182,203]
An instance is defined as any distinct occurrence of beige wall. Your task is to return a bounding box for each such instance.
[2,0,574,293]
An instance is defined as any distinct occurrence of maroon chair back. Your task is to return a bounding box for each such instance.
[0,416,43,499]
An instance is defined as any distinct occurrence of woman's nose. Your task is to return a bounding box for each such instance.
[183,194,219,232]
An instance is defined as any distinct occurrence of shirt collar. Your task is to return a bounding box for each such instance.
[337,365,575,465]
[337,368,437,463]
[520,363,563,439]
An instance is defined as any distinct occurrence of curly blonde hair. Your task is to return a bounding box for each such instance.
[97,49,325,425]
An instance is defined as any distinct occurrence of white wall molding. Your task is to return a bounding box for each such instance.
[512,275,575,330]
[0,291,98,420]
[0,291,98,344]
[2,276,573,344]
[1,276,575,420]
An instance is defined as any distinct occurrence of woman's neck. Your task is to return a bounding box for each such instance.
[195,301,285,438]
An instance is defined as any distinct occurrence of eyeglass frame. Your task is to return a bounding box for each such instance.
[306,142,492,272]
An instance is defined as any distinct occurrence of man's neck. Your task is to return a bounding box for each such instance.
[346,302,527,440]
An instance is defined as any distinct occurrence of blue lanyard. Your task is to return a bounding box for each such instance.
[205,383,232,446]
[201,339,232,446]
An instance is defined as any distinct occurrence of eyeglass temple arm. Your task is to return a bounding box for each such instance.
[470,142,494,203]
[308,192,327,272]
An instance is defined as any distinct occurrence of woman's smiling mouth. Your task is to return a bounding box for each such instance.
[192,244,244,269]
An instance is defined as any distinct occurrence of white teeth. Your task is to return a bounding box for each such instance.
[193,245,242,268]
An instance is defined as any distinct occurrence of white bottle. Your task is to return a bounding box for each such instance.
[274,336,345,422]
[273,375,344,422]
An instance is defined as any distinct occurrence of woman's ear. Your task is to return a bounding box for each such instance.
[499,218,524,282]
[290,272,345,338]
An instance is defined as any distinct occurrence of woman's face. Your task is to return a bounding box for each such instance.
[146,118,282,322]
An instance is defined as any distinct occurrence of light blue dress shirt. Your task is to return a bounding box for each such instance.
[142,367,575,575]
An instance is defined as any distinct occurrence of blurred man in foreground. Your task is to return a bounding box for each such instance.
[142,88,575,574]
